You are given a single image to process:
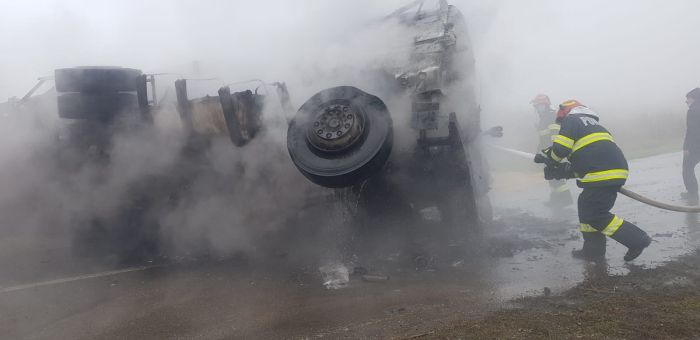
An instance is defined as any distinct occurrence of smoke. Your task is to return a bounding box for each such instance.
[3,4,700,339]
[3,0,699,106]
[0,1,419,268]
[1,0,700,274]
[455,0,700,154]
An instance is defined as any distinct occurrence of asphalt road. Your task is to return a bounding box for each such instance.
[1,152,699,339]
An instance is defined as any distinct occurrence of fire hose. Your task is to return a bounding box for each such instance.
[489,144,700,213]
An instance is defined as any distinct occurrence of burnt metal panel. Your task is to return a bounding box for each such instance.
[219,87,264,147]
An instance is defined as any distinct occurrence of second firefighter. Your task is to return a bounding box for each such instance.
[531,94,574,207]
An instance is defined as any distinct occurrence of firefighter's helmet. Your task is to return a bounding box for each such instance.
[531,94,551,106]
[556,99,584,122]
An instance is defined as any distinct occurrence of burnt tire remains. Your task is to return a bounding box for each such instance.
[55,67,145,122]
[287,86,393,188]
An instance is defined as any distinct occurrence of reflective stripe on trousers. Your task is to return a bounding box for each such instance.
[579,215,624,237]
[552,183,569,193]
[580,223,598,233]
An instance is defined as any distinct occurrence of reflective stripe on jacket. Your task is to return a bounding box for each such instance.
[545,113,629,188]
[537,110,559,149]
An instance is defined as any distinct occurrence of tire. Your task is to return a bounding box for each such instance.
[287,86,393,188]
[57,92,138,121]
[55,67,143,93]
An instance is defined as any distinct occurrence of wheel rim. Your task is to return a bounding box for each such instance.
[306,101,365,154]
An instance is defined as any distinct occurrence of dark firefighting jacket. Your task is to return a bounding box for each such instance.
[684,101,700,152]
[544,107,628,188]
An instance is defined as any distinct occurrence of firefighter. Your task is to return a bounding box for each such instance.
[531,94,573,207]
[537,100,652,261]
[682,88,700,204]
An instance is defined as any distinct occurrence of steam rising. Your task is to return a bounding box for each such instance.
[1,0,699,272]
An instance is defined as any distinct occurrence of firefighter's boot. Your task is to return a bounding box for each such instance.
[681,192,699,205]
[609,221,652,261]
[572,232,606,262]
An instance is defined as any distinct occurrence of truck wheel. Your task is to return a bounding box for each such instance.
[57,92,138,121]
[55,67,143,93]
[287,86,393,188]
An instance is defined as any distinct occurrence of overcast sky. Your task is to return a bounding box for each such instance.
[2,0,699,118]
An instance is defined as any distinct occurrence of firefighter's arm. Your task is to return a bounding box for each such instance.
[545,119,575,162]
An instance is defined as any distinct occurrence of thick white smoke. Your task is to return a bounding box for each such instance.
[1,0,699,271]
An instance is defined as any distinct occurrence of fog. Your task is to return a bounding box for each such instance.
[1,0,700,266]
[466,0,700,147]
[3,0,700,110]
[2,1,700,337]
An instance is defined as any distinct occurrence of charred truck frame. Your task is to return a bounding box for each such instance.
[2,0,495,261]
[174,79,292,147]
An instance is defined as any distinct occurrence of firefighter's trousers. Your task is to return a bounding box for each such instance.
[683,151,700,196]
[577,185,650,257]
[548,179,573,206]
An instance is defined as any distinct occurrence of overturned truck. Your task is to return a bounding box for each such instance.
[2,1,495,262]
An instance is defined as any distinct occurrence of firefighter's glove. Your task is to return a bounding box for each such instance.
[544,163,575,180]
[543,165,556,180]
[535,147,560,167]
[534,151,553,166]
[485,126,504,138]
[534,153,548,164]
[560,162,576,179]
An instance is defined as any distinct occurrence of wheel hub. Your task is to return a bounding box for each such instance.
[307,102,364,153]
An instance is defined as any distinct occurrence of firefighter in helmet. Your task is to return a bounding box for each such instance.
[531,94,573,207]
[537,100,652,261]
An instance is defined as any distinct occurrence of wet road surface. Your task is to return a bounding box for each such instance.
[1,152,699,339]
